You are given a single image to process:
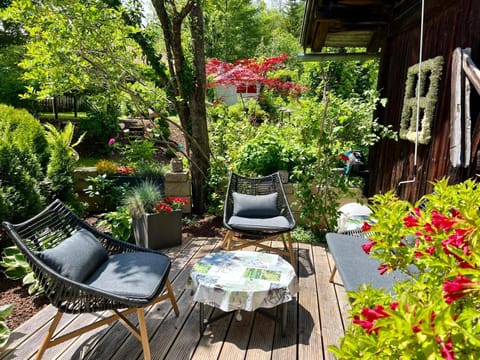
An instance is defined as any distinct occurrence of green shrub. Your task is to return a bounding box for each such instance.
[0,145,44,222]
[44,122,84,213]
[98,206,132,242]
[0,104,46,222]
[330,179,480,359]
[79,97,120,154]
[96,159,117,175]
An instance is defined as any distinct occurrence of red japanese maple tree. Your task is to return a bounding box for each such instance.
[206,54,307,96]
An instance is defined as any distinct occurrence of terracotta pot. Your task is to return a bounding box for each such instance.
[133,210,182,249]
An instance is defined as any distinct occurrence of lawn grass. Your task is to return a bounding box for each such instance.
[76,156,102,167]
[39,112,87,121]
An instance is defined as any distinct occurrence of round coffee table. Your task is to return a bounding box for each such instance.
[189,250,298,335]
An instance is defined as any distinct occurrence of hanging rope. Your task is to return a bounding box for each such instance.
[396,0,425,193]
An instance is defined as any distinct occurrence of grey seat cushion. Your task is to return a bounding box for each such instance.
[232,192,280,218]
[326,233,408,293]
[37,228,108,283]
[228,215,290,232]
[85,252,170,300]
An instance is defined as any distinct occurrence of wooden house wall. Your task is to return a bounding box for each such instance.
[367,0,480,202]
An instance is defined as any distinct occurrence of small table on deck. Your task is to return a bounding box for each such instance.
[189,251,298,335]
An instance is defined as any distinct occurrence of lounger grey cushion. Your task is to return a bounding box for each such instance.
[85,252,170,300]
[228,215,290,231]
[326,233,408,293]
[37,229,108,283]
[232,192,279,218]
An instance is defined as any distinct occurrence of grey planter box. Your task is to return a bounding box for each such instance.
[133,210,182,249]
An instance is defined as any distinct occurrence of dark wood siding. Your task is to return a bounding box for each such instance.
[368,0,480,202]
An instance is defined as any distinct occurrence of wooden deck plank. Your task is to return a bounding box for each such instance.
[217,310,255,360]
[244,310,276,360]
[271,240,299,360]
[1,240,354,360]
[2,307,83,360]
[312,244,346,359]
[153,239,222,360]
[190,307,232,360]
[297,242,323,360]
[325,249,350,329]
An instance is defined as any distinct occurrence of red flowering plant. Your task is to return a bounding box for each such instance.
[330,179,479,359]
[153,197,189,213]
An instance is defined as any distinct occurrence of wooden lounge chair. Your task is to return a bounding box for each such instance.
[1,199,179,360]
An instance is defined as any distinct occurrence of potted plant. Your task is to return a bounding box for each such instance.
[124,180,187,249]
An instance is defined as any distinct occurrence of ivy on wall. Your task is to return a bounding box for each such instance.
[400,56,444,144]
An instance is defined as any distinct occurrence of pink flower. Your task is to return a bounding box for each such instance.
[431,210,457,232]
[443,275,474,304]
[403,214,419,227]
[353,305,390,335]
[390,302,399,311]
[437,336,455,360]
[424,222,435,233]
[352,316,375,334]
[441,228,471,256]
[361,221,372,232]
[361,240,376,255]
[450,208,461,217]
[412,325,421,333]
[378,264,390,275]
[108,138,116,146]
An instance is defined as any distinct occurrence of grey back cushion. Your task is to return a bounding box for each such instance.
[37,228,109,283]
[232,192,279,218]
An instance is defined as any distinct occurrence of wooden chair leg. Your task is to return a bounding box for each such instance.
[166,279,180,316]
[137,308,151,360]
[225,230,234,250]
[287,232,295,268]
[35,310,63,360]
[329,265,337,283]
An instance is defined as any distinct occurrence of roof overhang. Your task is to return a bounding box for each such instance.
[300,0,400,54]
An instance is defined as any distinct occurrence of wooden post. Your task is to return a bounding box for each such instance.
[450,48,462,167]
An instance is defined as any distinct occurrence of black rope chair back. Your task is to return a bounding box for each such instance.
[222,172,296,266]
[2,199,179,360]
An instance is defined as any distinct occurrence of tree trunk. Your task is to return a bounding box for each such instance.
[152,0,210,215]
[188,1,210,214]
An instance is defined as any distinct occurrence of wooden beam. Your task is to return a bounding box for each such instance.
[462,49,480,95]
[297,52,380,62]
[367,29,385,52]
[312,20,330,52]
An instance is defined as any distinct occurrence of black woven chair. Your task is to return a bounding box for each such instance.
[1,199,179,360]
[222,172,296,266]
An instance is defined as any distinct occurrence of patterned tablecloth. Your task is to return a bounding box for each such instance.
[189,251,298,312]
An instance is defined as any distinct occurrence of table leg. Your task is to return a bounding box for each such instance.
[281,302,287,337]
[199,303,208,335]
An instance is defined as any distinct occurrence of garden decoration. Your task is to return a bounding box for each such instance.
[400,56,444,144]
[329,179,480,359]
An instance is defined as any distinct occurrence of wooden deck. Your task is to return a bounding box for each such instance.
[0,238,350,360]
